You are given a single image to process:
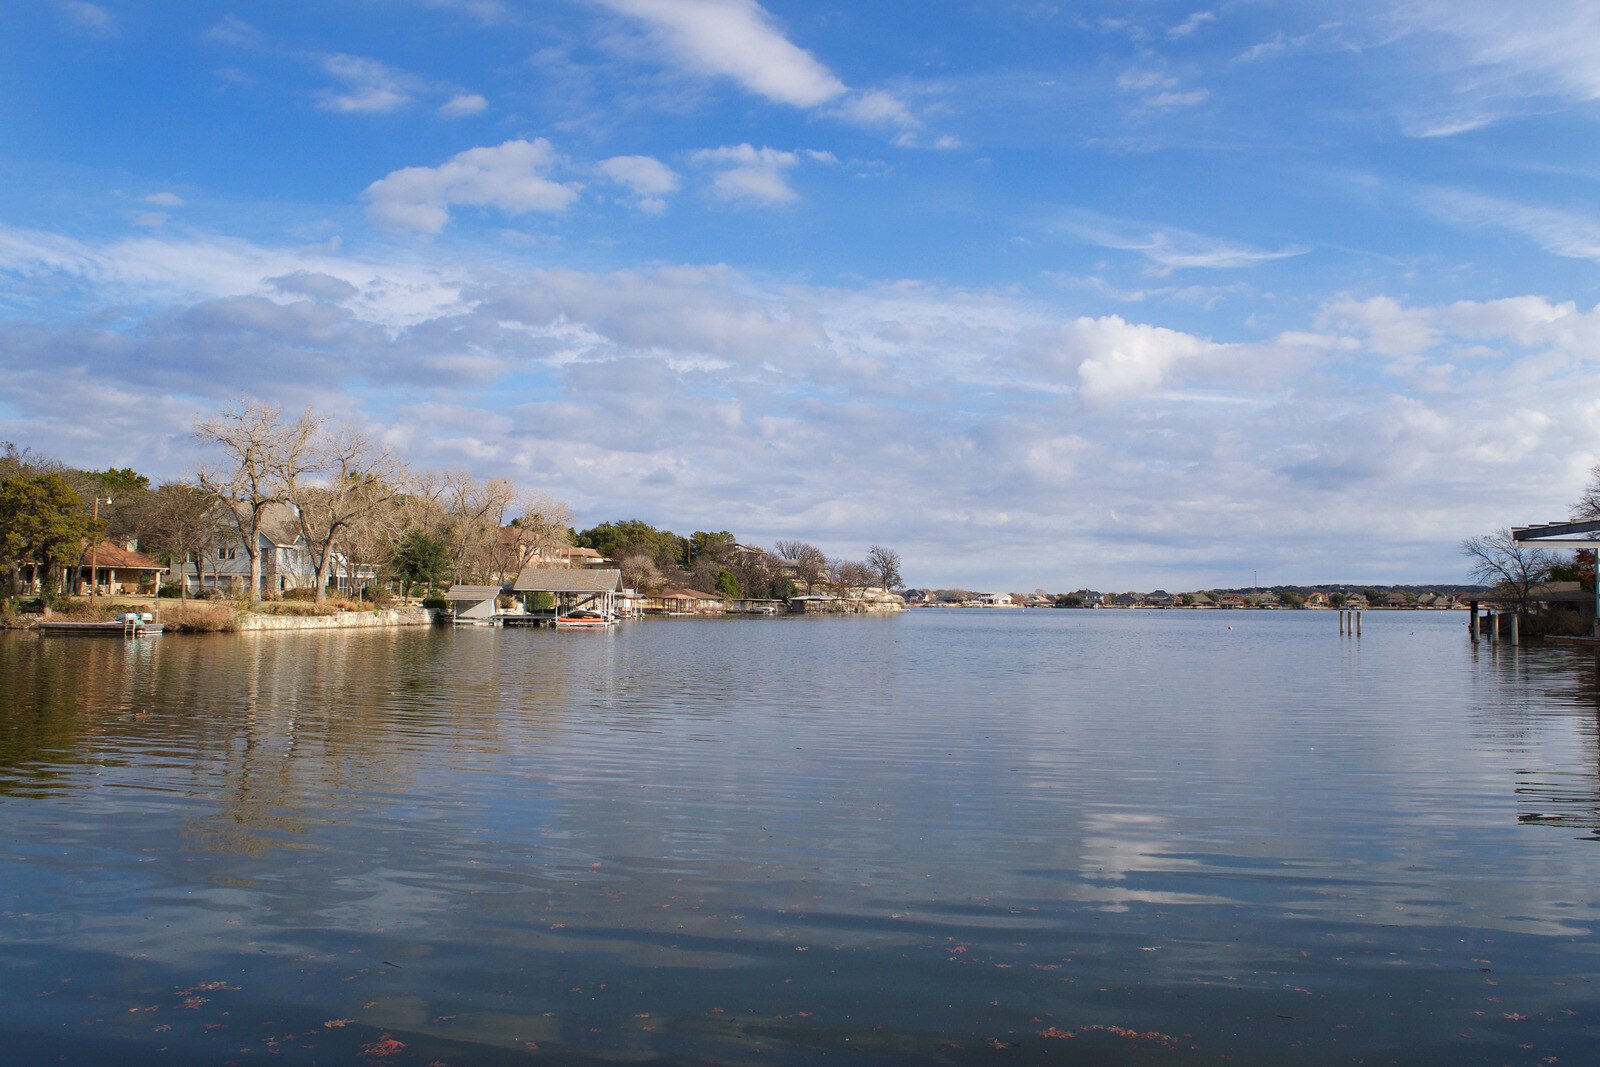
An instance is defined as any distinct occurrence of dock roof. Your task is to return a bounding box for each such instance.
[512,567,623,593]
[442,584,504,602]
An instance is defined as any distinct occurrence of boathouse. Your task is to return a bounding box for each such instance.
[512,566,624,619]
[441,584,504,623]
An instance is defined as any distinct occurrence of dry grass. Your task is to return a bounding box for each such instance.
[157,601,239,633]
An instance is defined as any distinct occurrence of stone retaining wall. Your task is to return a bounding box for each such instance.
[237,607,433,632]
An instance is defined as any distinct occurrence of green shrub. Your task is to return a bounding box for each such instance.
[421,595,448,611]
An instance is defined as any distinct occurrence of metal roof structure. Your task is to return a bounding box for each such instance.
[1512,519,1600,549]
[512,567,624,593]
[442,584,504,602]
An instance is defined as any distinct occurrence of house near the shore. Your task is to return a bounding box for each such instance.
[1187,591,1217,607]
[13,539,164,596]
[978,592,1015,607]
[166,503,374,597]
[1303,591,1331,609]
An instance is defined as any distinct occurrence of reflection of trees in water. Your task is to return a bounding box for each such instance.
[0,631,574,856]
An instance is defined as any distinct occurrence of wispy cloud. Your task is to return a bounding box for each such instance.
[1391,0,1600,135]
[1056,211,1307,272]
[58,1,117,38]
[1168,11,1215,40]
[1425,188,1600,262]
[316,54,422,113]
[438,92,488,118]
[690,144,832,205]
[1115,67,1209,110]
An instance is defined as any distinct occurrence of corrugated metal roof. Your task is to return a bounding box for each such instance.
[443,585,504,601]
[512,567,623,593]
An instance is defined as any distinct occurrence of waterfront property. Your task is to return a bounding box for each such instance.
[12,539,164,597]
[164,503,376,598]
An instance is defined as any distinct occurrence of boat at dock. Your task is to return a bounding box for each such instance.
[555,609,613,629]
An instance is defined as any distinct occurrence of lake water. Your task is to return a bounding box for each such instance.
[2,609,1598,1064]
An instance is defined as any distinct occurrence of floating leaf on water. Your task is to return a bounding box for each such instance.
[360,1033,406,1058]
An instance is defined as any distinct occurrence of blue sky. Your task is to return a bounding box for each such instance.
[4,0,1600,590]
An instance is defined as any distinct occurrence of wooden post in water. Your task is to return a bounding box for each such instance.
[1355,610,1362,637]
[1339,609,1346,635]
[1469,599,1479,640]
[1510,612,1520,647]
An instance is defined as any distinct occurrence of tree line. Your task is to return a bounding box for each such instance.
[570,521,901,601]
[1,398,904,605]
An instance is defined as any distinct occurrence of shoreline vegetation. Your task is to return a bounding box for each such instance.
[2,401,906,617]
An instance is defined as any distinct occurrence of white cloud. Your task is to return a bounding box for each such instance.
[58,1,117,38]
[363,139,581,233]
[598,155,680,213]
[596,0,846,108]
[143,192,185,208]
[691,143,809,204]
[438,93,488,117]
[8,221,1600,587]
[1064,315,1216,403]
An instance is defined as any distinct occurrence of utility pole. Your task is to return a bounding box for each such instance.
[89,495,112,598]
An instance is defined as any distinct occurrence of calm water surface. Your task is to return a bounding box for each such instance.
[2,610,1599,1064]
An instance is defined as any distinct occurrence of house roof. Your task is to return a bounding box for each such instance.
[512,566,623,593]
[443,584,504,602]
[83,540,163,571]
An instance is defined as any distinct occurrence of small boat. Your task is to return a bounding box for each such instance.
[555,609,612,629]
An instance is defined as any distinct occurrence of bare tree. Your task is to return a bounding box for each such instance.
[196,399,321,602]
[135,483,226,598]
[619,551,664,593]
[1575,465,1600,521]
[776,540,827,594]
[435,470,517,583]
[1462,528,1556,616]
[866,545,902,591]
[498,490,575,580]
[833,559,873,593]
[289,423,405,600]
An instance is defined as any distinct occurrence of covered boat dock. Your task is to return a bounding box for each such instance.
[512,567,624,627]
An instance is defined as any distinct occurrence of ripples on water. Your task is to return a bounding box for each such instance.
[2,610,1600,1064]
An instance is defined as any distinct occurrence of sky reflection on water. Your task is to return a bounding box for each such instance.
[2,610,1599,1064]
